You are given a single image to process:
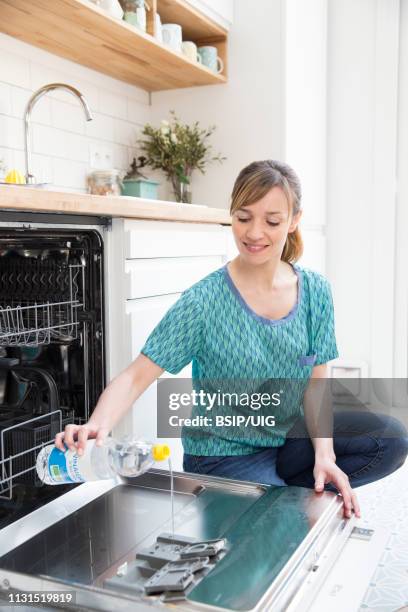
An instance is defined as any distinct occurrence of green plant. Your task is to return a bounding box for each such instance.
[139,111,225,201]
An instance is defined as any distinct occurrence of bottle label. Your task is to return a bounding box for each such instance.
[46,447,85,483]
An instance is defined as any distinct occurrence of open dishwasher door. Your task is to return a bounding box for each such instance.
[0,469,354,612]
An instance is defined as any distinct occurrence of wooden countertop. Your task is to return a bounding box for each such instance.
[0,185,232,225]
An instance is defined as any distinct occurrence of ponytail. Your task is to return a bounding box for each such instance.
[281,226,303,263]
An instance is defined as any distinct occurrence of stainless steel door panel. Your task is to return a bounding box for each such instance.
[0,471,354,611]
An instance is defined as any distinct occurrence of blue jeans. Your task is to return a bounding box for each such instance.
[183,411,408,491]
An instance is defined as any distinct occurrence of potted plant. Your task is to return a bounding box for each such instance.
[139,111,225,203]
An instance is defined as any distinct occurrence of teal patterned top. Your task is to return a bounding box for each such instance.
[141,263,339,456]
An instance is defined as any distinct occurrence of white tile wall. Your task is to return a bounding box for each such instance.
[0,33,152,191]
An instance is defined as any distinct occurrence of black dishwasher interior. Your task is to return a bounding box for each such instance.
[0,227,105,527]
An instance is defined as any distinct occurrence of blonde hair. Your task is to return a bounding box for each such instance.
[230,160,303,263]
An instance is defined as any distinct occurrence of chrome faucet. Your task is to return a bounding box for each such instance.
[24,83,93,184]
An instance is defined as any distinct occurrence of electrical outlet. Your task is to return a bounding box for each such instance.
[89,143,113,170]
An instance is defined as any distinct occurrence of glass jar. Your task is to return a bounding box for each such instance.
[122,0,146,31]
[87,170,122,196]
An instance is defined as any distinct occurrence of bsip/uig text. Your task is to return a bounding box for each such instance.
[168,414,277,428]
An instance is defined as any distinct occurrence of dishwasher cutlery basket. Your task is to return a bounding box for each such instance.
[8,367,63,486]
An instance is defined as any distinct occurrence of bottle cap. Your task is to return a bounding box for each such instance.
[152,444,170,461]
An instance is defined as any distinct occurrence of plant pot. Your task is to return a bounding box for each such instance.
[121,178,159,199]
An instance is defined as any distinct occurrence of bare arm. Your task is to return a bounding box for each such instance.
[304,363,361,518]
[55,354,164,454]
[303,363,335,459]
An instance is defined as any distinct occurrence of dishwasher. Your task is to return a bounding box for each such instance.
[0,213,357,612]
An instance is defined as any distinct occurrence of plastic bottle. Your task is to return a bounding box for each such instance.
[36,437,170,485]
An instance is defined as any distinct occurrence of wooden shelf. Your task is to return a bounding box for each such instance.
[0,0,228,92]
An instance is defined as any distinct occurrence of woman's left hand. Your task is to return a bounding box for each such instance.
[313,456,361,519]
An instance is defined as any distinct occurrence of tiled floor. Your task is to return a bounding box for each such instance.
[357,459,408,612]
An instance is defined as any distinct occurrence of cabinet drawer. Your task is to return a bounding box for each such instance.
[124,220,227,258]
[125,255,224,299]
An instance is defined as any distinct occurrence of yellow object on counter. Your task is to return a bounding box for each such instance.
[5,169,26,184]
[152,444,170,461]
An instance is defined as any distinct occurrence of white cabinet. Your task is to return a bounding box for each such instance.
[106,218,233,469]
[125,256,224,299]
[124,219,228,258]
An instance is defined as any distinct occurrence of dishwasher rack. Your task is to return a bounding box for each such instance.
[0,410,62,499]
[0,407,85,499]
[0,263,85,346]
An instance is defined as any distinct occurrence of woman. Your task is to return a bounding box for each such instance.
[56,160,408,519]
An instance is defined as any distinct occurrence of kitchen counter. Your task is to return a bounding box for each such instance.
[0,185,232,225]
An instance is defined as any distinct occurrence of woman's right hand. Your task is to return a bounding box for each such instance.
[54,355,164,456]
[54,422,110,455]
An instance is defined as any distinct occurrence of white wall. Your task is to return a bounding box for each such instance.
[326,0,400,376]
[326,0,376,368]
[284,0,327,229]
[394,0,408,378]
[283,0,328,275]
[150,0,284,209]
[0,33,151,191]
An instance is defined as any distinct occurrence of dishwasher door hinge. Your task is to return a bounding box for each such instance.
[101,217,112,231]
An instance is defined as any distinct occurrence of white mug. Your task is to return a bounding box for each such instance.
[162,23,182,53]
[182,41,201,63]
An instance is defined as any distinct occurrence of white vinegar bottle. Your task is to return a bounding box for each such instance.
[36,437,170,485]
